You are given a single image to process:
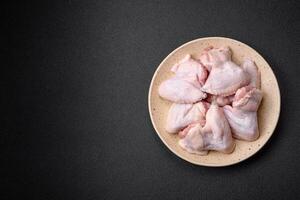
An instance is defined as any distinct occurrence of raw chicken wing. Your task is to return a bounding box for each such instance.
[171,54,208,86]
[166,102,210,133]
[223,86,263,141]
[199,46,232,71]
[200,47,250,96]
[159,75,207,103]
[159,55,208,103]
[179,102,235,154]
[242,59,261,88]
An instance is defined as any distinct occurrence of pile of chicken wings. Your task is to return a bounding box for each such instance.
[158,47,262,155]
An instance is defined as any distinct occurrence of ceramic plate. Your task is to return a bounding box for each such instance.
[148,37,280,167]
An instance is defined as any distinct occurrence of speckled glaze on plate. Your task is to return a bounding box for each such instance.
[148,37,280,167]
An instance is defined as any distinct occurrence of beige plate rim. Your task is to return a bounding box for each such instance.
[148,37,281,167]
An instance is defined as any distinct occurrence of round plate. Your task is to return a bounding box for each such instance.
[148,37,281,167]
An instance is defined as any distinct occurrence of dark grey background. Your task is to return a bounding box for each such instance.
[3,0,300,199]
